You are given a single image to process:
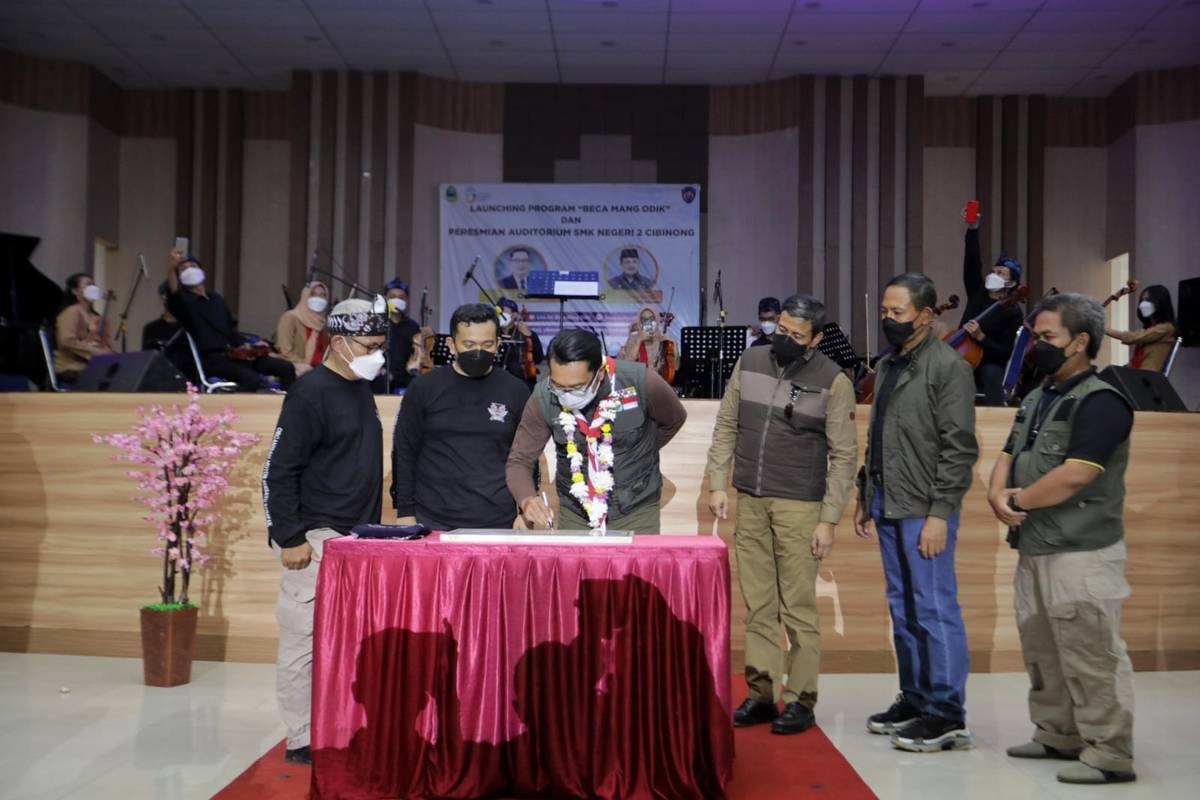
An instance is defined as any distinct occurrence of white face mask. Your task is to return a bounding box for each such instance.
[498,312,514,328]
[336,340,386,381]
[1138,301,1155,318]
[387,298,407,315]
[307,296,328,314]
[553,371,602,411]
[984,273,1007,292]
[640,318,656,333]
[180,266,205,287]
[759,320,777,336]
[82,284,103,302]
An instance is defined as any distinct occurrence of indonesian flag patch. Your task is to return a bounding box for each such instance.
[618,386,639,411]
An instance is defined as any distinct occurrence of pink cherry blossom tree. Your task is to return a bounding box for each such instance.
[94,386,259,606]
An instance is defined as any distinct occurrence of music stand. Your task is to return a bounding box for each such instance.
[680,325,747,399]
[524,271,602,328]
[817,322,861,372]
[430,334,452,366]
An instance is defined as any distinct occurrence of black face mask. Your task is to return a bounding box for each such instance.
[456,348,494,378]
[771,334,809,365]
[1030,340,1069,376]
[882,318,916,349]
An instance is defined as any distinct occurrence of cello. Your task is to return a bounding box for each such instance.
[656,287,678,384]
[855,294,960,404]
[518,305,539,381]
[405,287,435,375]
[942,286,1029,369]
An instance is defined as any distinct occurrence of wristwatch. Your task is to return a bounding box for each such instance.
[1008,492,1027,513]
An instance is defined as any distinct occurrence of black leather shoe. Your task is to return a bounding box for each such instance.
[771,701,816,735]
[733,697,779,727]
[284,745,312,765]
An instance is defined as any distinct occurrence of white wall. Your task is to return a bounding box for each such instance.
[1135,118,1200,409]
[922,147,976,318]
[0,102,90,288]
[238,140,291,338]
[410,123,504,320]
[707,129,800,325]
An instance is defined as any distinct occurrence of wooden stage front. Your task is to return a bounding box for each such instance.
[1,393,1197,673]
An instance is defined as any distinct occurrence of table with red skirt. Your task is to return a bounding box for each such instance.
[310,533,733,799]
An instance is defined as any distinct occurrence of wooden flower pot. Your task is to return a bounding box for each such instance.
[139,606,198,687]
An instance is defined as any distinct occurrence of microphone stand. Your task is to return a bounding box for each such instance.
[115,254,149,353]
[712,270,727,398]
[308,266,375,299]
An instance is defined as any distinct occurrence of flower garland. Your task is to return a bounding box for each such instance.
[557,369,622,530]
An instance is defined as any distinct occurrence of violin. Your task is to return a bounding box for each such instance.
[655,288,678,384]
[855,294,960,404]
[943,286,1029,370]
[518,305,538,381]
[225,342,273,362]
[406,287,435,375]
[1102,278,1139,309]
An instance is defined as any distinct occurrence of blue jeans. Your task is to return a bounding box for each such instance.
[871,489,969,721]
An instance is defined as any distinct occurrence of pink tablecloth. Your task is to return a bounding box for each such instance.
[311,534,732,800]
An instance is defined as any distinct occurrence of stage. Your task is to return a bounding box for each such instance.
[1,394,1197,672]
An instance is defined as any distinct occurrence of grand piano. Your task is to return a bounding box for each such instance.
[0,233,64,390]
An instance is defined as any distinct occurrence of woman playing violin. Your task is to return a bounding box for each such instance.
[618,305,680,382]
[497,297,543,388]
[53,273,113,383]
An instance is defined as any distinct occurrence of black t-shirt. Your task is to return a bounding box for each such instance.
[166,289,239,356]
[1004,368,1134,469]
[383,317,421,390]
[959,228,1024,366]
[263,366,383,548]
[869,352,911,477]
[391,363,531,530]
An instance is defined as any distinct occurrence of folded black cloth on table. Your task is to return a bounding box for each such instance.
[351,523,431,540]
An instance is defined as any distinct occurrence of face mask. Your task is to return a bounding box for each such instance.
[1138,301,1155,318]
[984,273,1007,292]
[759,321,777,336]
[771,334,808,365]
[337,340,385,381]
[882,318,916,349]
[553,373,601,412]
[456,348,494,378]
[82,284,103,302]
[179,266,205,287]
[307,296,328,314]
[498,312,514,328]
[1031,340,1070,375]
[387,298,407,315]
[640,319,656,333]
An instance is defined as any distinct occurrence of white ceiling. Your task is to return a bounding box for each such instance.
[1,0,1197,97]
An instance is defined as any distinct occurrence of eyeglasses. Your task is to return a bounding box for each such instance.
[349,338,386,355]
[773,328,811,345]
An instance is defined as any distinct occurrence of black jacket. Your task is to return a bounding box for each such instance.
[958,228,1024,367]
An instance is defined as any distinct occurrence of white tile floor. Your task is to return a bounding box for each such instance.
[0,653,1195,800]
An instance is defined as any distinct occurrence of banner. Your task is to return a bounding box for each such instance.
[439,183,701,354]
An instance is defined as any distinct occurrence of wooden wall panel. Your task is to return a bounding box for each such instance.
[924,96,976,148]
[286,71,313,294]
[904,76,924,272]
[795,76,815,296]
[3,395,1197,673]
[244,90,290,140]
[174,89,196,238]
[414,74,504,134]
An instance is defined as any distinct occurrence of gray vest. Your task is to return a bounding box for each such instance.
[1008,374,1131,556]
[732,346,842,500]
[534,360,660,519]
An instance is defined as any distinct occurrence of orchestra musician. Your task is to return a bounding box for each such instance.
[959,206,1024,406]
[53,272,112,383]
[617,306,680,382]
[1104,284,1177,373]
[380,278,424,392]
[497,297,543,388]
[748,296,781,348]
[275,280,330,378]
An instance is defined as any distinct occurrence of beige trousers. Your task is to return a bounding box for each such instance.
[273,528,342,750]
[1014,539,1135,773]
[735,494,823,707]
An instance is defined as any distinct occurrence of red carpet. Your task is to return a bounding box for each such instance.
[214,724,875,800]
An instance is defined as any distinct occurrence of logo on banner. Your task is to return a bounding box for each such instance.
[445,185,458,202]
[465,187,478,203]
[487,402,508,422]
[681,186,697,204]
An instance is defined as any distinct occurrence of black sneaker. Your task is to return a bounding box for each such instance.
[771,702,815,735]
[866,693,921,735]
[890,715,973,753]
[733,697,779,727]
[284,745,312,765]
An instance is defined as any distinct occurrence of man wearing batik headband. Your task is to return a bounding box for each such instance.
[381,277,423,392]
[262,296,388,766]
[505,329,686,533]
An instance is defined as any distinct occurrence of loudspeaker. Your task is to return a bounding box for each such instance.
[1099,365,1187,412]
[1178,276,1200,347]
[75,352,188,393]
